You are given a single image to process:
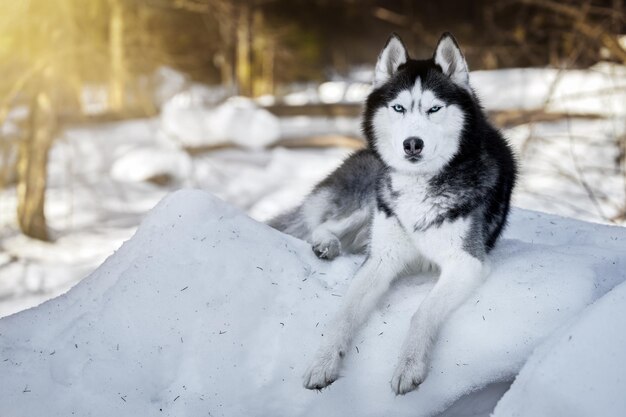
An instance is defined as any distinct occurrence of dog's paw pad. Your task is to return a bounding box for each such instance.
[312,237,341,260]
[391,358,427,395]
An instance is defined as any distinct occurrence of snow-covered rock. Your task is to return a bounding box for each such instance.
[161,95,280,149]
[1,190,625,416]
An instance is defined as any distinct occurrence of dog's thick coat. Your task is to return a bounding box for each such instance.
[270,33,517,395]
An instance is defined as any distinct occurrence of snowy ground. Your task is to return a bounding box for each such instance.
[0,65,625,414]
[1,191,625,416]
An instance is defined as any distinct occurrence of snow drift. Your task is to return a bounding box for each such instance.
[161,95,280,149]
[493,280,626,417]
[1,190,625,417]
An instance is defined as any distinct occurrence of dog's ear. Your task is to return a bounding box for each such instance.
[374,33,408,87]
[434,33,470,89]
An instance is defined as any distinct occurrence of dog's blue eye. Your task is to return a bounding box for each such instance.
[392,104,406,113]
[428,105,443,114]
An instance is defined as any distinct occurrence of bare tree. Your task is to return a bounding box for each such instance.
[16,91,55,241]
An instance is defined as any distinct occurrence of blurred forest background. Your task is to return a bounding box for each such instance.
[0,0,625,316]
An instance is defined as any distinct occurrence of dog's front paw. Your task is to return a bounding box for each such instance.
[312,236,341,260]
[303,349,343,390]
[391,357,427,395]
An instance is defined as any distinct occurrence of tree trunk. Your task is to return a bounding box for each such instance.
[235,5,252,96]
[109,0,126,112]
[16,91,54,241]
[252,9,274,97]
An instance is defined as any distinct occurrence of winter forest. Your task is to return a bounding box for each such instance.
[1,1,626,416]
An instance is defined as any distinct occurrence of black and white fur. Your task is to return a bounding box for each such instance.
[270,33,517,395]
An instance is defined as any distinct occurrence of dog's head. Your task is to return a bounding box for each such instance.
[363,33,475,174]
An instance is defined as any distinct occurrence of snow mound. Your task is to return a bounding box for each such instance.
[110,147,191,183]
[493,280,626,417]
[161,95,280,149]
[1,191,625,417]
[317,81,371,104]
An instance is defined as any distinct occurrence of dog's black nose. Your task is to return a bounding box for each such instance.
[403,137,424,156]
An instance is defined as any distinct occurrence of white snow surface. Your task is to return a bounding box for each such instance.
[161,95,280,149]
[1,190,625,417]
[470,63,626,116]
[493,280,626,417]
[110,147,192,183]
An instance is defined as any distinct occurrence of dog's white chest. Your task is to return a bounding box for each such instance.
[389,173,472,261]
[390,174,442,232]
[391,176,432,231]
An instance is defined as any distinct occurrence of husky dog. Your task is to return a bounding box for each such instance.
[271,33,517,395]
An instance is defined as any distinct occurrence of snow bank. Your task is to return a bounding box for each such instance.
[276,65,626,115]
[110,147,191,184]
[161,95,280,149]
[471,64,626,116]
[279,116,361,140]
[493,280,626,417]
[1,191,625,416]
[318,81,371,104]
[508,117,626,223]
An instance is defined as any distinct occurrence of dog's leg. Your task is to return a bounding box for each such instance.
[311,208,370,260]
[390,248,484,395]
[303,212,415,389]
